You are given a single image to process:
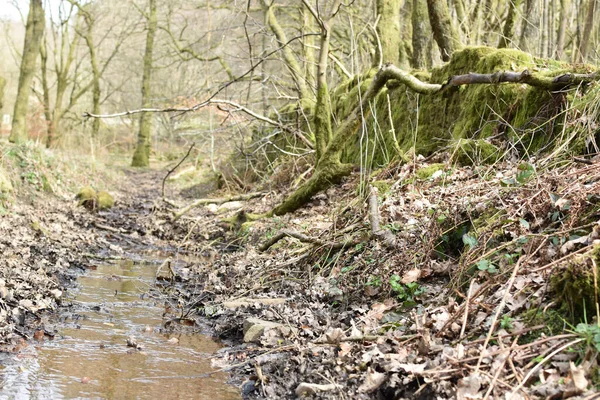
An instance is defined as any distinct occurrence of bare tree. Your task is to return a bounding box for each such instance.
[132,0,157,167]
[10,0,45,144]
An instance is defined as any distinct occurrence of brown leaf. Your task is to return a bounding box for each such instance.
[569,361,588,392]
[401,268,421,284]
[358,368,387,393]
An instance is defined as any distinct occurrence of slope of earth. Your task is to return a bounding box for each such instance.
[162,153,600,399]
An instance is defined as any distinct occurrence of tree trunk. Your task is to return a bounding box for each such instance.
[555,0,569,58]
[272,65,440,216]
[498,0,521,48]
[412,0,432,68]
[10,0,45,144]
[519,0,541,54]
[261,0,310,103]
[376,0,402,66]
[453,0,470,43]
[578,0,597,62]
[426,0,462,61]
[131,0,157,167]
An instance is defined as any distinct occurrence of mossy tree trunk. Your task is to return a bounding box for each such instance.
[0,76,6,112]
[412,0,432,68]
[498,0,521,48]
[376,0,402,66]
[272,65,440,216]
[519,0,541,54]
[261,0,311,103]
[131,0,157,168]
[78,6,101,138]
[301,0,339,162]
[426,0,462,61]
[10,0,45,144]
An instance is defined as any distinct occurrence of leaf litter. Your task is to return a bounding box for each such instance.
[4,152,600,399]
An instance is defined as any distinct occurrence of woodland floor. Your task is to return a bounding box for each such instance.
[2,154,600,399]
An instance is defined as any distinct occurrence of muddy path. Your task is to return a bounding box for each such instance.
[0,168,241,399]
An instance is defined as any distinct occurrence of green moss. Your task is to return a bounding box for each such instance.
[416,163,445,179]
[97,191,115,210]
[550,249,600,323]
[519,308,566,341]
[0,166,12,194]
[450,138,500,165]
[77,186,96,203]
[371,180,392,194]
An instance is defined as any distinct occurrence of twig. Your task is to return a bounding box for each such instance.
[162,143,195,198]
[259,229,361,252]
[510,338,584,395]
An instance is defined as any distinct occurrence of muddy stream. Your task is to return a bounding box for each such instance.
[0,257,240,399]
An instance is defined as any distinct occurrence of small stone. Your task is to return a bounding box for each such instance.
[222,297,287,309]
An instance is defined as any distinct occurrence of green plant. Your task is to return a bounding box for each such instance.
[366,276,382,287]
[476,258,498,273]
[574,323,600,352]
[462,233,478,250]
[389,275,424,306]
[500,315,514,330]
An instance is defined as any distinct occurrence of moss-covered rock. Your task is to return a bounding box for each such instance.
[550,246,600,323]
[450,138,500,165]
[76,187,114,211]
[328,46,597,167]
[97,191,115,210]
[75,186,96,204]
[416,163,445,179]
[370,180,392,194]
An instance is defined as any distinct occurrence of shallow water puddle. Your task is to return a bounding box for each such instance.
[0,261,239,399]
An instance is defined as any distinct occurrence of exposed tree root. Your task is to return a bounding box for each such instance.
[258,228,361,252]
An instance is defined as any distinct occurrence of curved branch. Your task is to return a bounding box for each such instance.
[83,99,314,149]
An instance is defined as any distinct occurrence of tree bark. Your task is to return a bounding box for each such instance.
[498,0,521,48]
[426,0,462,61]
[555,0,569,59]
[519,0,541,54]
[376,0,402,66]
[578,0,597,62]
[10,0,45,144]
[132,0,157,167]
[412,0,431,68]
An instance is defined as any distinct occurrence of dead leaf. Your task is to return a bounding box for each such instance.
[295,382,339,396]
[358,368,387,393]
[401,268,421,284]
[324,328,345,344]
[569,361,588,392]
[457,373,482,399]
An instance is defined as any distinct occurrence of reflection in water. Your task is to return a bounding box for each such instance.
[0,262,240,400]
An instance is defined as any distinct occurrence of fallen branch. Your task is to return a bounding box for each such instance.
[172,192,265,221]
[442,70,599,91]
[258,229,361,252]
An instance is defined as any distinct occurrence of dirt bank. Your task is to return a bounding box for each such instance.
[159,155,600,399]
[3,145,599,399]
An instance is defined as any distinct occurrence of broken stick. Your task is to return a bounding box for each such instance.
[172,192,265,221]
